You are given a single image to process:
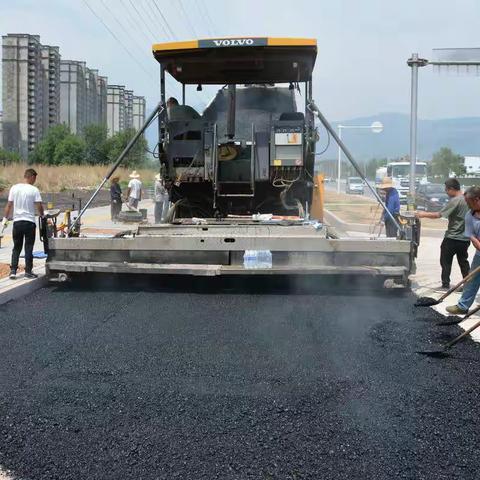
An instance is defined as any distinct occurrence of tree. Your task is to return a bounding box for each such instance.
[106,128,148,168]
[0,148,22,165]
[53,136,86,165]
[30,124,71,165]
[365,157,388,180]
[83,124,109,165]
[429,147,466,179]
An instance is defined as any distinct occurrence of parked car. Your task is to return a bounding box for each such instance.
[346,177,365,195]
[416,183,449,211]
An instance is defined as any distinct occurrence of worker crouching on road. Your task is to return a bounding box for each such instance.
[127,171,142,209]
[154,174,169,223]
[2,168,44,280]
[379,177,400,238]
[415,178,469,290]
[447,186,480,315]
[110,176,122,222]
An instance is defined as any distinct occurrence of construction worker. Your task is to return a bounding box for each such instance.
[166,97,200,121]
[415,178,469,289]
[2,168,44,280]
[110,176,122,221]
[154,174,169,223]
[126,171,142,209]
[447,186,480,315]
[379,177,400,238]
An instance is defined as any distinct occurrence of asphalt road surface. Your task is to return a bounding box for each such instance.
[0,276,479,479]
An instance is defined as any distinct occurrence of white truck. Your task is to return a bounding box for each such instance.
[376,161,428,203]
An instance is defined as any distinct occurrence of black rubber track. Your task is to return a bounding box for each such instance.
[0,276,479,479]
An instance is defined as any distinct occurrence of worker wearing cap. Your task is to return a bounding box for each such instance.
[415,178,470,290]
[2,168,44,280]
[166,97,200,122]
[110,176,122,221]
[126,171,142,209]
[379,177,400,238]
[447,186,480,315]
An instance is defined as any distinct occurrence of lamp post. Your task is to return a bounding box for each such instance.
[337,121,383,193]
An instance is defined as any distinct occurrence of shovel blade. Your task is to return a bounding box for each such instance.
[416,347,450,358]
[414,297,440,307]
[436,316,462,326]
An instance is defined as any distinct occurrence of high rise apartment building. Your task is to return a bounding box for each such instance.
[59,60,88,135]
[124,89,133,130]
[41,45,60,128]
[2,33,146,158]
[132,95,146,131]
[2,34,46,158]
[107,85,126,136]
[97,76,108,126]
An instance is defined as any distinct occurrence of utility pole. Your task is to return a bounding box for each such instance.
[407,53,428,210]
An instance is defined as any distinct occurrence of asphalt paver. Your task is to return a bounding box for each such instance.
[0,277,479,479]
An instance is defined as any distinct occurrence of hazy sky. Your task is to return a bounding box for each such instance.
[1,0,479,121]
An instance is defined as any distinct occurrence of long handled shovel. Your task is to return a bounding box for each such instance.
[415,265,480,307]
[417,309,480,357]
[436,304,480,326]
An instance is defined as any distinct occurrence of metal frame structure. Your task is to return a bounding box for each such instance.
[45,37,418,284]
[407,49,480,202]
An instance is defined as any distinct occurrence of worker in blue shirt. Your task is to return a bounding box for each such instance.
[379,177,400,238]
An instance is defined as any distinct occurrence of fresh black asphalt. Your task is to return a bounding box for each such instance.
[0,277,479,479]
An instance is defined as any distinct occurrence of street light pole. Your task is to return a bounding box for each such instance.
[337,126,342,193]
[407,53,428,208]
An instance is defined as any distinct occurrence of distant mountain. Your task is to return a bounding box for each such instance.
[144,109,480,163]
[317,113,480,161]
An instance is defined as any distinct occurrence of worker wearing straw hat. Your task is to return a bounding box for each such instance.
[126,171,142,209]
[379,177,400,238]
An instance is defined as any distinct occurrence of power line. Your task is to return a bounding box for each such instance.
[151,0,177,39]
[137,0,169,41]
[119,0,154,46]
[194,0,213,37]
[82,0,157,85]
[128,0,157,40]
[99,0,152,58]
[199,0,217,36]
[118,0,180,103]
[177,0,198,38]
[98,0,182,102]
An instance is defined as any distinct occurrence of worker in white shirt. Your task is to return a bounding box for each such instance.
[126,171,142,209]
[2,168,44,280]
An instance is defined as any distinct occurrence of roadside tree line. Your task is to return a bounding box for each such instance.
[0,124,150,168]
[364,147,466,180]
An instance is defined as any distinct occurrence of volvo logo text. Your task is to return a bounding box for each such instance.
[213,38,255,47]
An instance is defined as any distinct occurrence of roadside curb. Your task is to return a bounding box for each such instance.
[0,273,48,306]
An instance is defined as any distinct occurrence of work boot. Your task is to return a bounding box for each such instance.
[24,272,38,279]
[446,305,468,315]
[9,270,17,280]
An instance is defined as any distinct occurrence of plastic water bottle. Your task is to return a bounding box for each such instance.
[258,250,273,269]
[244,250,272,269]
[243,250,256,269]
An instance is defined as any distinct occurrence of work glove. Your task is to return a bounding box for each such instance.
[1,217,8,228]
